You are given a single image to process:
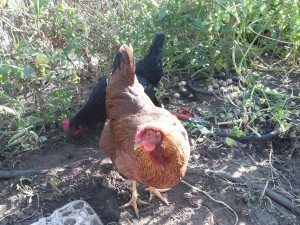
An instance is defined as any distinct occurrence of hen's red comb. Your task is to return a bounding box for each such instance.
[62,117,70,131]
[62,117,84,135]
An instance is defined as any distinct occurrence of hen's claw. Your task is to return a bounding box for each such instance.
[145,186,170,205]
[121,180,148,218]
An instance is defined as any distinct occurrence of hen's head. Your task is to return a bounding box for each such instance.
[134,127,162,152]
[62,117,84,135]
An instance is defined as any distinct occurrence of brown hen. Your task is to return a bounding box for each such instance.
[100,44,190,217]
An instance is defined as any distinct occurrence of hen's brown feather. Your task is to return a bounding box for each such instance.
[100,44,190,189]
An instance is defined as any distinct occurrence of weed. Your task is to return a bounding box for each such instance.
[47,177,63,201]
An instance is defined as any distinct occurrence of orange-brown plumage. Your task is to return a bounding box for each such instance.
[99,44,190,216]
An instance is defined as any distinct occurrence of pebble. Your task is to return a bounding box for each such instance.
[221,82,228,87]
[207,88,214,93]
[227,78,233,84]
[181,88,188,93]
[213,83,219,89]
[173,93,180,98]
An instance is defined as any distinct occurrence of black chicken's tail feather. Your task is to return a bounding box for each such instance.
[143,33,165,60]
[136,33,165,84]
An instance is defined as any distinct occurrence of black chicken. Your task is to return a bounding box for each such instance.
[62,33,165,134]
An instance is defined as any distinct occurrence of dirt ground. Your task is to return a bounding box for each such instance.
[0,73,300,225]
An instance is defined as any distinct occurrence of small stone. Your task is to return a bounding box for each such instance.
[179,81,186,86]
[219,113,225,119]
[227,78,233,84]
[289,101,296,107]
[221,82,228,87]
[212,82,219,89]
[173,93,180,98]
[181,88,188,93]
[207,87,214,93]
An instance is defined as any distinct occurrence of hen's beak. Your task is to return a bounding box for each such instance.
[134,141,143,151]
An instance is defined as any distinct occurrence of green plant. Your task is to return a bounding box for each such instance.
[47,177,63,201]
[1,0,299,161]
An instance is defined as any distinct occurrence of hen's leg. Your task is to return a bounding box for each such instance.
[145,186,170,205]
[121,180,148,218]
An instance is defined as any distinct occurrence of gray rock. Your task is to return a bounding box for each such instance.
[31,200,103,225]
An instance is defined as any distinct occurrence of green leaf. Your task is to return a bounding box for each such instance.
[0,64,11,83]
[259,4,268,14]
[226,137,237,147]
[12,67,22,80]
[27,116,42,125]
[159,5,167,19]
[16,40,25,49]
[215,58,224,72]
[291,16,300,31]
[23,66,33,78]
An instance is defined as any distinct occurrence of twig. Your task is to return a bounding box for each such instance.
[214,172,300,216]
[181,180,239,225]
[15,213,35,223]
[0,169,47,179]
[268,143,275,181]
[245,124,261,137]
[217,118,243,126]
[259,181,269,204]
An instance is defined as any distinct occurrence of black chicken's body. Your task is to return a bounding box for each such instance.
[67,33,165,132]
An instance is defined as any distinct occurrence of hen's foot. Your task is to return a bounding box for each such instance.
[145,186,170,205]
[121,180,148,218]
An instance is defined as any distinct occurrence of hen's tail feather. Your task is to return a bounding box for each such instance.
[111,44,135,85]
